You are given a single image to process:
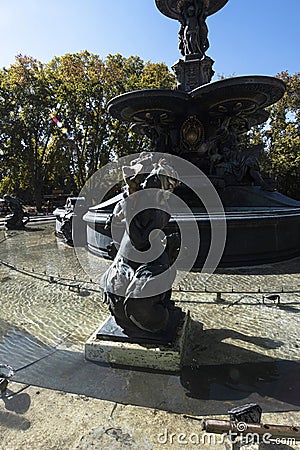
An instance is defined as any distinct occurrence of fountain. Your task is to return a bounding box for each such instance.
[54,196,86,245]
[83,0,300,267]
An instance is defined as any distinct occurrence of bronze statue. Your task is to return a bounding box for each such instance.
[155,0,228,89]
[60,197,86,246]
[3,194,29,230]
[156,0,228,59]
[100,153,182,334]
[202,117,275,190]
[179,0,209,57]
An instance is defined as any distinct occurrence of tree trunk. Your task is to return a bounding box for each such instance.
[34,180,43,212]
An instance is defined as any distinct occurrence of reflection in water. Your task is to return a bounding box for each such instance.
[181,361,300,406]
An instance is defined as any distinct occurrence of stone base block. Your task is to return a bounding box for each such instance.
[85,312,191,372]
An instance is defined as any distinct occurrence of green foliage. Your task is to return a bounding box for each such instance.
[234,71,300,199]
[0,55,55,207]
[5,54,300,206]
[0,52,175,208]
[259,71,300,199]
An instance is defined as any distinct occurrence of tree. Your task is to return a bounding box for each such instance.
[0,52,175,208]
[0,55,58,209]
[231,70,300,199]
[46,52,175,189]
[259,71,300,199]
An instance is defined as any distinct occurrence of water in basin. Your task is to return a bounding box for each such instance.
[0,222,299,412]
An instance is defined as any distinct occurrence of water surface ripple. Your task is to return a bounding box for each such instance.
[0,224,299,392]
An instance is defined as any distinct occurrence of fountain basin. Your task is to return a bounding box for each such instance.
[155,0,229,20]
[107,76,286,135]
[83,187,300,268]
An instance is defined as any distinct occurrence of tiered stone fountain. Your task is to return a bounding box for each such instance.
[84,0,300,267]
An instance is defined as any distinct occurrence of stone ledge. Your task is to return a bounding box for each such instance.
[85,312,191,372]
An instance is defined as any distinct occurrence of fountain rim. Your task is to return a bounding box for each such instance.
[107,75,286,122]
[83,206,300,224]
[191,75,286,99]
[108,75,286,103]
[107,88,189,107]
[83,192,300,220]
[107,88,190,121]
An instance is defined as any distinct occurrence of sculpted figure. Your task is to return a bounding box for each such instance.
[220,145,274,191]
[60,197,86,246]
[101,153,182,334]
[61,199,74,246]
[211,117,274,190]
[3,194,29,230]
[179,0,209,57]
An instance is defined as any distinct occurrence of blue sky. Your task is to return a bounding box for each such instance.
[1,0,300,79]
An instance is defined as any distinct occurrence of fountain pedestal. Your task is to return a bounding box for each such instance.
[172,55,215,91]
[85,312,191,372]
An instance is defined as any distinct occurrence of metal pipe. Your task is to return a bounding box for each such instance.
[202,419,300,440]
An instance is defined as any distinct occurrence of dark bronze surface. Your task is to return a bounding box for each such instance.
[96,312,183,345]
[155,0,228,20]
